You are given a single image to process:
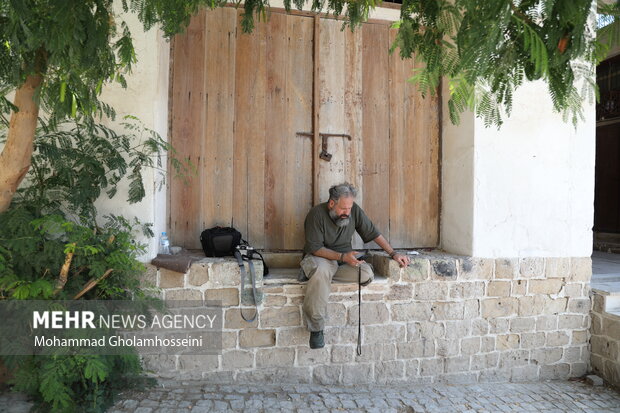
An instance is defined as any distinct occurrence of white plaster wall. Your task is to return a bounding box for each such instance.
[440,81,475,256]
[441,79,596,258]
[96,11,170,259]
[471,81,595,258]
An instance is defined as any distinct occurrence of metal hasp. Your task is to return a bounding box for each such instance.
[296,132,352,162]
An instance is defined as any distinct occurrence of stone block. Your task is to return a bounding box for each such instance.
[586,374,605,386]
[592,293,605,314]
[479,369,511,383]
[544,298,568,314]
[511,280,527,296]
[375,360,405,383]
[178,355,218,371]
[445,356,470,373]
[518,295,545,316]
[437,372,479,384]
[591,335,618,360]
[141,354,177,372]
[222,331,237,348]
[405,360,420,377]
[288,296,304,306]
[520,332,545,349]
[386,284,414,300]
[373,254,402,280]
[264,295,287,306]
[224,308,258,328]
[495,258,518,279]
[528,279,563,295]
[591,313,603,335]
[540,363,570,380]
[236,367,311,384]
[277,327,307,347]
[471,352,499,370]
[531,348,562,365]
[353,343,396,362]
[487,281,511,297]
[397,339,435,358]
[260,306,301,328]
[284,284,306,295]
[239,329,275,348]
[563,283,584,298]
[449,282,485,299]
[391,302,432,321]
[545,257,570,278]
[511,365,539,382]
[140,264,158,287]
[498,350,529,368]
[331,345,355,363]
[402,258,430,282]
[481,336,496,352]
[572,330,588,345]
[431,258,457,279]
[436,339,459,357]
[431,302,464,320]
[204,288,239,306]
[603,316,620,340]
[416,321,445,338]
[569,257,592,282]
[481,297,518,318]
[489,318,510,334]
[460,257,494,280]
[222,350,254,369]
[313,365,342,385]
[464,300,480,319]
[519,258,544,278]
[341,363,373,385]
[210,261,242,287]
[188,263,209,286]
[159,268,185,288]
[558,314,585,329]
[470,319,489,336]
[461,337,481,355]
[546,331,570,346]
[444,320,471,339]
[509,317,536,333]
[569,362,587,378]
[414,282,448,301]
[348,302,389,325]
[296,347,330,366]
[164,289,203,303]
[497,334,520,350]
[363,324,405,343]
[256,347,295,367]
[563,346,581,363]
[536,315,558,331]
[420,358,444,376]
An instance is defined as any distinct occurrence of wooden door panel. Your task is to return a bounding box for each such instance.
[169,10,439,250]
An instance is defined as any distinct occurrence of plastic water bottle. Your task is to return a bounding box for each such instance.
[159,232,170,255]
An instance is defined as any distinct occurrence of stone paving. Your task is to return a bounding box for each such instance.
[3,379,620,412]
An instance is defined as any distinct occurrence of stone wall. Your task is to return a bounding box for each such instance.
[142,252,592,384]
[590,291,620,387]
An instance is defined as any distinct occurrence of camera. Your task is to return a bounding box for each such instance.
[236,244,255,259]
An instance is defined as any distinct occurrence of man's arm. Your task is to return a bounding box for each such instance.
[373,235,410,268]
[312,247,366,267]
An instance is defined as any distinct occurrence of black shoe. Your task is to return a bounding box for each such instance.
[309,330,324,349]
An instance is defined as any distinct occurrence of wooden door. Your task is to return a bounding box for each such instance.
[168,8,439,250]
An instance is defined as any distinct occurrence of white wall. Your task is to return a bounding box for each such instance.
[96,12,170,259]
[441,80,596,258]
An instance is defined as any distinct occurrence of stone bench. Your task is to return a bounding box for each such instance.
[142,250,592,385]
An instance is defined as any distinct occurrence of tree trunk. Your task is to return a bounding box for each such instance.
[0,73,43,213]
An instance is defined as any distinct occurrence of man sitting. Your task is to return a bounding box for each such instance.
[300,182,410,349]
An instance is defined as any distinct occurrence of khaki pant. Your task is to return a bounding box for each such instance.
[300,255,374,332]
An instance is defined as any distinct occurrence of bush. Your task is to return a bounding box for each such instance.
[0,117,187,412]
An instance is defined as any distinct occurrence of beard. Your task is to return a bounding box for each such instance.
[329,208,350,227]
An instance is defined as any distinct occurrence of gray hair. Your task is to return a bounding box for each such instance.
[328,182,358,202]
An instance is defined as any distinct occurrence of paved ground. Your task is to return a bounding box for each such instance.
[592,251,620,294]
[2,379,620,412]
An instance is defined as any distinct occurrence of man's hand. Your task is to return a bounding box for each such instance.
[342,251,365,267]
[392,253,410,268]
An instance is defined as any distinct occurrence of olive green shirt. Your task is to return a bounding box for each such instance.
[303,202,381,255]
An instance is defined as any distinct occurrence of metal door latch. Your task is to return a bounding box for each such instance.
[296,132,352,162]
